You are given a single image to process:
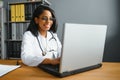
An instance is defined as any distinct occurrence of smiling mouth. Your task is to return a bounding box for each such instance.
[44,24,51,28]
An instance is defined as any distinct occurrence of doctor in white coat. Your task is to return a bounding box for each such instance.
[21,5,62,66]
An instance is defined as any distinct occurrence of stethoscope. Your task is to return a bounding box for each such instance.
[36,32,58,56]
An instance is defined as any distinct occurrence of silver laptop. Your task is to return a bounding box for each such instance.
[38,23,107,77]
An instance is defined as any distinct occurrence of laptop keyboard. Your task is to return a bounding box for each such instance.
[46,64,59,71]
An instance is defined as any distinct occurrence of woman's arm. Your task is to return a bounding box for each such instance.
[21,31,44,66]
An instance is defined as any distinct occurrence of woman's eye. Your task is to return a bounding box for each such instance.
[41,17,48,20]
[41,17,55,21]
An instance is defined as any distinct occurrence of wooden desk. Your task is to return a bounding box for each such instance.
[0,60,120,80]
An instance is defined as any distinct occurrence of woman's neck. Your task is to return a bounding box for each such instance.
[39,30,47,38]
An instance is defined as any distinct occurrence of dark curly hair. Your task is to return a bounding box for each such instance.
[26,5,58,37]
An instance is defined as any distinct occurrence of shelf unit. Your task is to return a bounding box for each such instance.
[0,1,6,59]
[0,7,6,59]
[6,1,47,59]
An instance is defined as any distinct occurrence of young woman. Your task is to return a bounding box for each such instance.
[21,5,62,66]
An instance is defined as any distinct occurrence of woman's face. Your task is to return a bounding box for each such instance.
[35,10,54,32]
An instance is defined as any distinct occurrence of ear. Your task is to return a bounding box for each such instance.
[34,17,39,24]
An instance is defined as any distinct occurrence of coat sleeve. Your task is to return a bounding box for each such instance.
[21,31,45,66]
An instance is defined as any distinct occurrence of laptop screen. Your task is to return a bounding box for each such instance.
[59,23,107,73]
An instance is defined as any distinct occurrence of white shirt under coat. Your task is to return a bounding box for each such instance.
[21,31,62,66]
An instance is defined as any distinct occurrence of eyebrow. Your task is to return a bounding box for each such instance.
[41,16,53,18]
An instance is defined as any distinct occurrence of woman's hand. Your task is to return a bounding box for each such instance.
[50,58,60,65]
[41,58,60,65]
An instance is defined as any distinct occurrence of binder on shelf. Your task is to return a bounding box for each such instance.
[15,4,20,22]
[20,23,24,39]
[32,3,36,13]
[25,3,32,20]
[11,42,17,57]
[10,5,16,22]
[11,23,16,40]
[18,23,24,40]
[7,42,13,58]
[20,4,25,21]
[16,42,21,58]
[16,23,20,39]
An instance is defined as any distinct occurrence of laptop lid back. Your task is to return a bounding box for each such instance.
[59,23,107,73]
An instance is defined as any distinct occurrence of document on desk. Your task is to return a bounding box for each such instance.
[0,64,21,77]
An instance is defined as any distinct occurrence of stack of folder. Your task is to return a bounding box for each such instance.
[10,4,25,22]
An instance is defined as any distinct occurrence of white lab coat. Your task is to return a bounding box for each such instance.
[21,31,62,66]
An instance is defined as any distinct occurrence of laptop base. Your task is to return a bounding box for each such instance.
[38,63,102,77]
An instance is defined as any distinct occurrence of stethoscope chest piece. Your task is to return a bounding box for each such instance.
[42,51,46,56]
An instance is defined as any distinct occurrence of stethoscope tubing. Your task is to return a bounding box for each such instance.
[36,32,58,56]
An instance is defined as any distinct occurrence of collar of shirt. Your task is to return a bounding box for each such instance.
[38,31,53,41]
